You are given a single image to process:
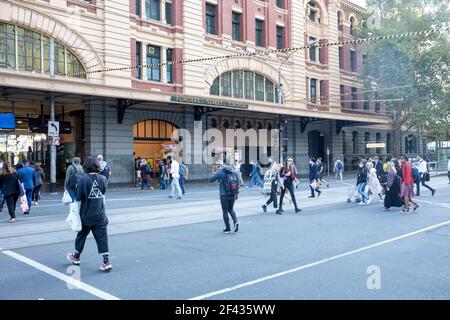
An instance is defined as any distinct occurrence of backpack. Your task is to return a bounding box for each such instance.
[223,171,239,196]
[100,164,111,180]
[412,167,420,184]
[336,161,343,170]
[179,164,186,176]
[143,164,151,175]
[68,165,84,190]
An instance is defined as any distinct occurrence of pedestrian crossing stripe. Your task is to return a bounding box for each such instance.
[88,180,104,199]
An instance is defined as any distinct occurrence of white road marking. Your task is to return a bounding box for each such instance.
[190,219,450,300]
[416,199,450,209]
[1,249,120,300]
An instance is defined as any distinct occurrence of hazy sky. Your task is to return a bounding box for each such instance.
[351,0,367,7]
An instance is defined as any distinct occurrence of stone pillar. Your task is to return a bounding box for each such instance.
[161,46,167,83]
[160,0,166,24]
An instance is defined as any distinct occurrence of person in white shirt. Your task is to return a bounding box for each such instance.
[416,155,436,196]
[169,157,183,199]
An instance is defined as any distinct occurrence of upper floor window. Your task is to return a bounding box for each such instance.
[135,0,142,17]
[210,70,280,104]
[146,0,161,21]
[146,45,160,81]
[0,23,85,78]
[276,26,284,49]
[276,0,284,9]
[135,41,142,79]
[339,46,343,69]
[166,48,173,83]
[310,78,317,103]
[350,48,356,72]
[166,1,173,25]
[206,4,217,35]
[351,87,358,109]
[307,1,321,23]
[350,16,356,35]
[232,12,241,42]
[255,19,264,47]
[309,37,318,62]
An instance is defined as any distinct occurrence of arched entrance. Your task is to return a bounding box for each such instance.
[308,130,325,159]
[133,119,178,171]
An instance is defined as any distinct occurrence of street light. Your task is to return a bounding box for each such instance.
[276,39,320,163]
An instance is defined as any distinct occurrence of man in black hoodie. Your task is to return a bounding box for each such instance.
[66,156,112,272]
[208,157,240,234]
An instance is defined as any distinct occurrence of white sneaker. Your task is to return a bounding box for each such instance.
[366,198,372,205]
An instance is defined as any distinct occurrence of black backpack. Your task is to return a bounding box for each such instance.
[68,165,84,190]
[100,164,111,180]
[223,171,239,196]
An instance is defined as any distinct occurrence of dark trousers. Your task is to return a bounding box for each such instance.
[33,185,42,202]
[416,176,435,196]
[448,171,450,182]
[4,194,19,219]
[220,195,238,230]
[68,188,76,202]
[141,179,152,190]
[75,224,109,255]
[179,176,186,194]
[265,182,278,208]
[25,189,33,213]
[280,183,299,210]
[309,181,321,197]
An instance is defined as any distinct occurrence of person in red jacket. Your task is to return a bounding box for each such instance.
[399,155,419,213]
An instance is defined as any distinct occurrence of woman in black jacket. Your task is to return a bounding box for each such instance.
[66,156,112,272]
[0,162,20,223]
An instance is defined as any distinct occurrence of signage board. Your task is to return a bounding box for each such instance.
[366,143,386,149]
[171,95,249,111]
[48,121,59,137]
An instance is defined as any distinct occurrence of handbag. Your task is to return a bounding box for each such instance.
[62,190,72,205]
[66,201,82,232]
[19,195,29,213]
[310,180,318,190]
[424,172,430,182]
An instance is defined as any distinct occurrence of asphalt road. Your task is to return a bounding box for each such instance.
[0,176,449,300]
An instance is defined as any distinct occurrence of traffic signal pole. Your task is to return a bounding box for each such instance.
[49,39,56,193]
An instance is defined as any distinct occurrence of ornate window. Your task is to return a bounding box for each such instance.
[307,1,321,23]
[210,70,280,104]
[133,119,178,140]
[0,23,86,78]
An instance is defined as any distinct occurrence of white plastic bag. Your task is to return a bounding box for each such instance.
[19,195,29,213]
[310,180,318,190]
[66,201,82,232]
[62,190,72,205]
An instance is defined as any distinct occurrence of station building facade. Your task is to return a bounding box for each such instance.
[0,0,427,184]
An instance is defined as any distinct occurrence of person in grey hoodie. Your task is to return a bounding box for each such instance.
[33,163,45,205]
[64,157,85,201]
[208,157,240,234]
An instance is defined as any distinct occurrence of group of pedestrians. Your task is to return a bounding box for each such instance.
[0,159,45,223]
[350,154,437,214]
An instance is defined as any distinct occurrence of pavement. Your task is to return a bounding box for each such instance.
[0,175,449,300]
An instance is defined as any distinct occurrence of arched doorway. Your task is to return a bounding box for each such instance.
[133,119,178,171]
[308,130,325,159]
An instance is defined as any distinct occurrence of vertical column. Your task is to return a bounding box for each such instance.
[141,0,146,19]
[160,0,166,24]
[142,43,147,80]
[290,0,306,104]
[161,46,167,83]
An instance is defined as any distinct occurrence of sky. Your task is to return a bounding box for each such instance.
[351,0,367,7]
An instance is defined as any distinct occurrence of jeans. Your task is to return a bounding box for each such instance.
[68,188,76,202]
[220,195,238,230]
[280,182,299,210]
[179,176,186,194]
[75,223,109,255]
[358,183,368,202]
[25,189,33,213]
[170,177,182,198]
[248,175,264,188]
[141,180,152,190]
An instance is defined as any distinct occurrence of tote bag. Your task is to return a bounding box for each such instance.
[19,195,29,213]
[66,201,82,232]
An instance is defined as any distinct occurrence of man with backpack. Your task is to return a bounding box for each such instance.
[64,157,85,202]
[334,157,344,182]
[208,157,240,234]
[97,155,111,182]
[416,155,436,197]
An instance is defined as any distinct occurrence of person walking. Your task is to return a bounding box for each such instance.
[67,156,112,272]
[64,157,85,202]
[277,158,301,214]
[159,160,169,190]
[248,161,264,188]
[317,158,329,188]
[179,161,188,195]
[262,162,282,213]
[383,162,403,211]
[233,160,244,186]
[208,157,240,233]
[399,155,419,213]
[356,160,370,205]
[33,163,45,205]
[139,159,153,192]
[0,162,21,223]
[334,157,344,181]
[169,157,183,199]
[367,161,383,201]
[416,155,436,197]
[308,158,321,198]
[17,160,36,214]
[97,155,112,182]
